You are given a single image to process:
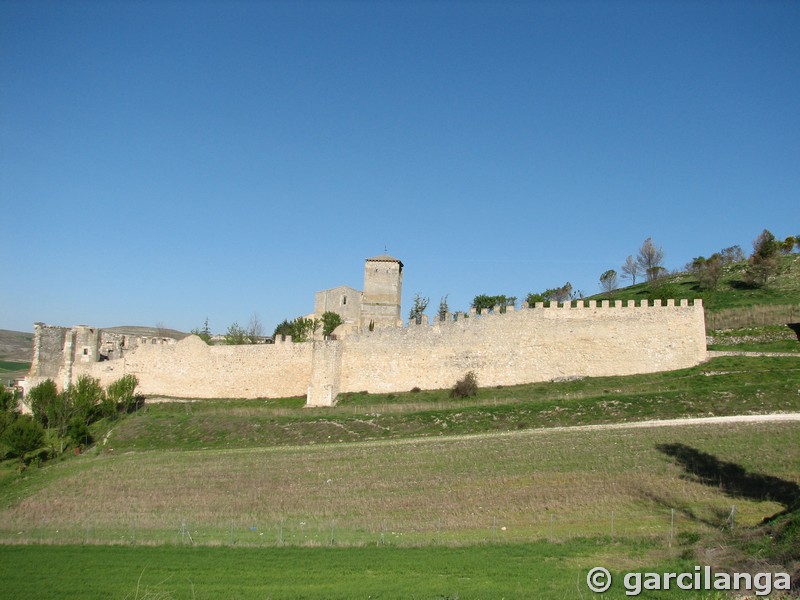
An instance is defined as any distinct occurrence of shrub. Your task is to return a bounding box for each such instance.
[67,417,93,448]
[106,374,139,416]
[410,387,422,393]
[2,415,45,458]
[450,371,478,399]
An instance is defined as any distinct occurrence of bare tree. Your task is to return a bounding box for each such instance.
[637,238,665,281]
[621,255,642,286]
[247,313,264,342]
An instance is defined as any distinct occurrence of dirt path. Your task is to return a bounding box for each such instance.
[535,412,800,435]
[336,412,800,453]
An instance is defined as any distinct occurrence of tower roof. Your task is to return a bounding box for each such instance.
[365,254,404,268]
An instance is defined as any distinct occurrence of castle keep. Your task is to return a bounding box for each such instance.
[24,256,708,407]
[311,254,404,336]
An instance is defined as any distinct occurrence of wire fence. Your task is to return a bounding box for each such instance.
[706,304,800,330]
[1,506,737,548]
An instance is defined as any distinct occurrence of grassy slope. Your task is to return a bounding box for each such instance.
[101,356,800,452]
[594,253,800,313]
[1,420,796,544]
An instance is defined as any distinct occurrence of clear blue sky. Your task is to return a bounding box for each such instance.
[2,0,798,334]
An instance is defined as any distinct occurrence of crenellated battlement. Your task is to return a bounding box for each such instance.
[358,298,704,341]
[23,254,708,408]
[319,296,707,406]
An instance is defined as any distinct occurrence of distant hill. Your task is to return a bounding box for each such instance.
[103,325,189,340]
[0,329,34,363]
[0,330,34,383]
[0,326,189,362]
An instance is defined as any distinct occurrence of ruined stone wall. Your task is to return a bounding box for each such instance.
[29,323,68,380]
[81,335,313,399]
[336,299,707,397]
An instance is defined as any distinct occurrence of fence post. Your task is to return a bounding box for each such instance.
[669,509,674,547]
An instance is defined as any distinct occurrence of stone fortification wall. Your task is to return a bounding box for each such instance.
[27,299,707,405]
[82,335,312,399]
[335,299,707,398]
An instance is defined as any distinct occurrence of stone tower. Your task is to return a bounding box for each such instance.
[360,254,403,331]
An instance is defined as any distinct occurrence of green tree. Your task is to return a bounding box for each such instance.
[290,318,319,342]
[472,295,514,313]
[106,374,140,416]
[321,311,343,337]
[27,379,59,428]
[273,319,293,340]
[190,317,212,344]
[0,384,18,437]
[690,254,723,290]
[599,269,618,296]
[272,317,319,342]
[438,295,450,321]
[224,322,250,345]
[745,229,780,287]
[409,293,430,324]
[67,417,93,448]
[525,292,546,306]
[49,391,76,443]
[543,283,573,303]
[0,384,17,414]
[71,375,105,425]
[2,415,45,458]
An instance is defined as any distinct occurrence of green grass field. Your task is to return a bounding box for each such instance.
[2,347,799,596]
[0,539,719,600]
[707,325,799,353]
[0,360,30,372]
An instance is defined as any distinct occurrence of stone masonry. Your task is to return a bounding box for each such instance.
[24,258,708,408]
